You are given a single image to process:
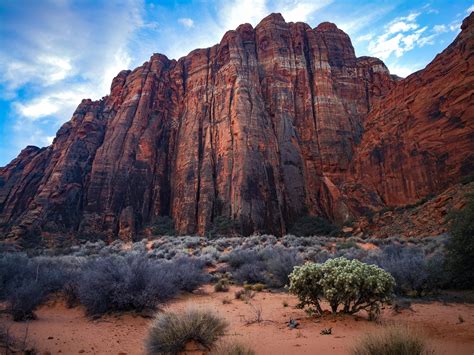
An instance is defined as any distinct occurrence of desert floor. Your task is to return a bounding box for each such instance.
[2,285,474,355]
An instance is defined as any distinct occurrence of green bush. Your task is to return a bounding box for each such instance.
[289,216,340,237]
[351,325,430,355]
[146,309,228,354]
[151,216,176,236]
[288,257,394,315]
[445,194,474,288]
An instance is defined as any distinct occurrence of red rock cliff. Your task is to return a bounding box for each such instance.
[344,12,474,213]
[0,13,472,241]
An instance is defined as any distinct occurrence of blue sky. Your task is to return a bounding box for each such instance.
[0,0,472,166]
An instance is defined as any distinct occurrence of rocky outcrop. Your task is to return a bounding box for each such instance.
[349,181,474,239]
[346,12,474,211]
[0,13,472,242]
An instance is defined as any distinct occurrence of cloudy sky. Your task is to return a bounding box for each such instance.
[0,0,472,166]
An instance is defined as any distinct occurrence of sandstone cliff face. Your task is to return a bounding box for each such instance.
[345,13,474,212]
[0,13,472,241]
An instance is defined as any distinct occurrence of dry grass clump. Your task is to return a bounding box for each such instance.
[146,309,228,354]
[212,341,256,355]
[351,325,433,355]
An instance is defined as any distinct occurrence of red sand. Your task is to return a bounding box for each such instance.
[2,286,474,354]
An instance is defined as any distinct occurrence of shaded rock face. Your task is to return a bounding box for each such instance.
[0,13,472,241]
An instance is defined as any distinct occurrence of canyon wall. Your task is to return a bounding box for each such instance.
[0,13,472,241]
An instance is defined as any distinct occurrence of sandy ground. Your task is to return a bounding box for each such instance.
[2,285,474,355]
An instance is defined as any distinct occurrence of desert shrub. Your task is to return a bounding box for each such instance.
[212,341,255,355]
[232,262,267,284]
[289,216,340,237]
[227,249,266,284]
[336,240,359,250]
[260,247,302,288]
[0,253,75,321]
[214,279,230,292]
[6,281,45,321]
[234,288,255,301]
[376,245,448,296]
[151,216,176,236]
[227,247,302,287]
[351,325,430,355]
[77,254,207,316]
[288,257,394,315]
[252,283,265,292]
[445,194,474,288]
[227,249,261,269]
[146,309,228,354]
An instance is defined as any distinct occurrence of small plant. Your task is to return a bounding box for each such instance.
[222,297,232,305]
[234,288,255,302]
[282,300,289,307]
[351,325,431,355]
[252,283,265,292]
[458,315,465,323]
[288,257,395,316]
[320,327,332,335]
[214,279,230,293]
[146,309,228,354]
[243,283,253,291]
[244,303,264,325]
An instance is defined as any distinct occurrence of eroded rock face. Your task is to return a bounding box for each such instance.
[345,12,474,211]
[0,13,472,241]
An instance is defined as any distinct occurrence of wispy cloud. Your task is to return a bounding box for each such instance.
[432,24,448,33]
[178,18,194,28]
[366,12,438,60]
[0,0,143,156]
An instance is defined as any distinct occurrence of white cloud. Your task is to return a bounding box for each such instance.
[178,18,194,28]
[387,20,418,34]
[366,12,439,60]
[0,0,145,160]
[356,33,374,42]
[432,24,448,33]
[14,99,59,119]
[467,5,474,13]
